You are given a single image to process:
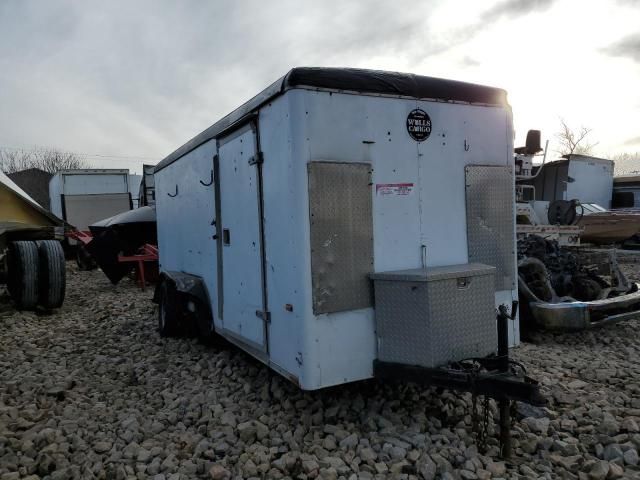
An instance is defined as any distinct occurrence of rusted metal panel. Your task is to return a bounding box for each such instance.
[308,161,373,315]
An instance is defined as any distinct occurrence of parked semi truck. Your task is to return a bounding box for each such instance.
[0,171,66,310]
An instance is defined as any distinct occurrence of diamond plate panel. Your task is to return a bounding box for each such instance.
[308,162,374,315]
[427,276,497,366]
[374,266,497,367]
[465,165,516,290]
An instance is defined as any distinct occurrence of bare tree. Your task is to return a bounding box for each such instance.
[555,119,598,156]
[0,147,88,174]
[612,152,640,175]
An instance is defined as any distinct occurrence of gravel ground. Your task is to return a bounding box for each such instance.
[1,262,640,480]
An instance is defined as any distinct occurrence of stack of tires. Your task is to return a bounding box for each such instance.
[7,240,66,310]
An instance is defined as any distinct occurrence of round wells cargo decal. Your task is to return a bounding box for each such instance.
[406,109,432,142]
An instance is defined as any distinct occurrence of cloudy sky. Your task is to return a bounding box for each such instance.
[1,0,639,173]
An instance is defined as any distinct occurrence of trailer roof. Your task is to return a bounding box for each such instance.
[155,67,508,173]
[614,174,640,184]
[55,169,129,175]
[535,154,615,170]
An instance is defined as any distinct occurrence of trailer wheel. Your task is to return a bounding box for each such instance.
[7,241,39,310]
[76,245,96,271]
[192,298,216,340]
[158,281,180,337]
[38,240,66,309]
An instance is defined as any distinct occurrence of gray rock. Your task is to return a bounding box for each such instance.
[519,464,537,477]
[339,433,358,449]
[323,435,337,450]
[568,379,588,389]
[237,421,257,442]
[389,446,406,460]
[485,461,506,477]
[208,464,230,480]
[255,421,269,440]
[622,418,640,433]
[416,455,437,480]
[220,412,236,427]
[607,462,624,479]
[603,444,624,462]
[458,470,477,480]
[1,473,20,480]
[522,416,550,435]
[302,459,319,474]
[359,447,377,463]
[588,460,609,480]
[475,469,491,480]
[623,448,639,466]
[137,448,152,463]
[598,419,620,436]
[94,441,112,453]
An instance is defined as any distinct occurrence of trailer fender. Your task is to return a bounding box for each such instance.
[154,271,215,337]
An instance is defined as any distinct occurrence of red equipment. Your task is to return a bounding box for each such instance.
[118,244,159,291]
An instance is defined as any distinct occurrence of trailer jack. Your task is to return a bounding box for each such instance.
[373,302,545,459]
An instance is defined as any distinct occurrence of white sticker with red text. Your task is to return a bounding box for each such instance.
[375,183,414,196]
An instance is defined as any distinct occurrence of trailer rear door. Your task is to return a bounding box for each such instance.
[62,193,132,230]
[217,124,267,351]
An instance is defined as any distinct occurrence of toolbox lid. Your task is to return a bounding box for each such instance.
[370,263,496,282]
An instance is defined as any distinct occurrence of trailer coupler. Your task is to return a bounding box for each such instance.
[373,359,543,405]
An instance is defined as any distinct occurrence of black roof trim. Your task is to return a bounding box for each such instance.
[155,67,508,173]
[284,67,507,105]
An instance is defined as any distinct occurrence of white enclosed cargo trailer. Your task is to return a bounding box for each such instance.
[154,67,519,391]
[49,169,133,230]
[532,155,614,208]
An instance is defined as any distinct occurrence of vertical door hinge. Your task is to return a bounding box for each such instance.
[248,151,264,166]
[255,310,271,322]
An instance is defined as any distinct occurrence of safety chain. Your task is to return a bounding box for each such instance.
[482,396,490,449]
[510,398,518,428]
[472,393,490,452]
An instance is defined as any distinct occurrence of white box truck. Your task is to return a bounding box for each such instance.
[532,154,614,208]
[49,169,133,231]
[153,67,534,400]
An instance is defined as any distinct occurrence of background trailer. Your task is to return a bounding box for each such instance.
[154,67,519,391]
[531,154,614,208]
[49,169,133,231]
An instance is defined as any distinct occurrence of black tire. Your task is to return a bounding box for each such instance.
[158,281,180,337]
[76,245,96,271]
[38,240,66,309]
[7,241,39,310]
[195,300,215,339]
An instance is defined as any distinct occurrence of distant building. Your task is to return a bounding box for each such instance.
[613,175,640,208]
[7,168,53,210]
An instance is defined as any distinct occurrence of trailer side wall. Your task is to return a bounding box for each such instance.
[155,139,220,323]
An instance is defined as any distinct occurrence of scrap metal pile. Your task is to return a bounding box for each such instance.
[517,235,635,303]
